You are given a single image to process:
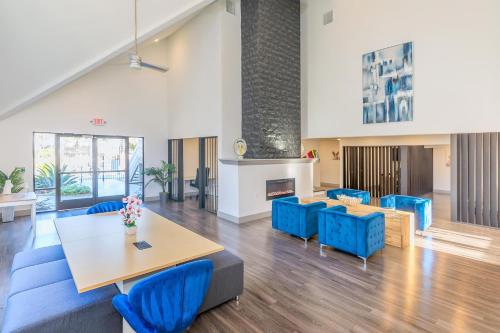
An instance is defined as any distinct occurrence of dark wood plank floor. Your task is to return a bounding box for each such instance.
[2,199,500,332]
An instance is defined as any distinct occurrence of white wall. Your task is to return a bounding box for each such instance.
[301,0,500,138]
[319,139,340,185]
[218,161,314,222]
[432,145,451,193]
[183,138,199,180]
[301,139,321,186]
[302,138,340,186]
[165,2,222,140]
[0,41,169,198]
[165,0,241,159]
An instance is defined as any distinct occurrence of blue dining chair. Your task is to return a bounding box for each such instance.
[86,201,125,215]
[112,260,213,333]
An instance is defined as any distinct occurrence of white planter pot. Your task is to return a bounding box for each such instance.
[125,225,137,235]
[3,180,13,194]
[2,207,15,223]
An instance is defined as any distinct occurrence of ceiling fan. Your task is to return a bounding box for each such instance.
[129,0,168,73]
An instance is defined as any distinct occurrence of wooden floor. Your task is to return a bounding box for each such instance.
[2,195,500,332]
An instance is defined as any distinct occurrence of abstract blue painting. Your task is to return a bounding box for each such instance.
[362,42,413,124]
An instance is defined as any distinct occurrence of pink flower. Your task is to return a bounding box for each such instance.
[122,197,128,203]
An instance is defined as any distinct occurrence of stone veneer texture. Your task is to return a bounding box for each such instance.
[241,0,301,159]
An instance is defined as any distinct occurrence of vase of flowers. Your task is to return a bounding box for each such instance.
[119,195,142,235]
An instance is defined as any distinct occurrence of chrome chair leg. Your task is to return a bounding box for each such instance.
[302,237,308,248]
[235,295,240,305]
[319,244,326,257]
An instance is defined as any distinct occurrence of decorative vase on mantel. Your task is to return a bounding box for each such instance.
[119,195,142,236]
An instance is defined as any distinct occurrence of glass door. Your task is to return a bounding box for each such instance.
[96,137,127,203]
[56,135,94,210]
[35,133,143,212]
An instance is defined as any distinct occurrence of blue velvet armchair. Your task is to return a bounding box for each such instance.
[112,260,213,333]
[272,196,326,245]
[318,205,385,263]
[380,194,432,231]
[87,201,125,215]
[326,188,371,205]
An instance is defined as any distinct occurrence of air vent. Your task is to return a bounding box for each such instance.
[226,0,236,15]
[323,10,333,25]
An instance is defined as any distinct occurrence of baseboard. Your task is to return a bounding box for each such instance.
[217,211,271,224]
[433,190,450,194]
[320,183,339,188]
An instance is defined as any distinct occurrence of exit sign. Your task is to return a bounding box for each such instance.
[90,118,106,126]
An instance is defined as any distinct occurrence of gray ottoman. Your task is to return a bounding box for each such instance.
[195,250,244,313]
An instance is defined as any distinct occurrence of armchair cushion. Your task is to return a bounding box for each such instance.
[11,245,65,274]
[272,197,326,239]
[326,188,371,205]
[318,207,385,260]
[9,259,72,297]
[2,279,121,333]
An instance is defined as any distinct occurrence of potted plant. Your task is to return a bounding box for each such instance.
[144,160,175,203]
[0,167,26,222]
[119,195,142,235]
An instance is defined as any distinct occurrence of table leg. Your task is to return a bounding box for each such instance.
[31,202,37,238]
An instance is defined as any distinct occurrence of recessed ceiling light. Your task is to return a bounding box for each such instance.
[153,38,160,43]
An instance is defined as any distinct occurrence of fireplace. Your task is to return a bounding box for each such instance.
[266,178,295,201]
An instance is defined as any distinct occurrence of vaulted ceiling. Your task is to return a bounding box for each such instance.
[0,0,215,119]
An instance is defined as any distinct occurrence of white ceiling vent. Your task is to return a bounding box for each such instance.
[226,0,236,15]
[323,10,333,25]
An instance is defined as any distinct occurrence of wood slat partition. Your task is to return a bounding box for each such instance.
[451,133,500,228]
[168,139,184,201]
[343,146,401,198]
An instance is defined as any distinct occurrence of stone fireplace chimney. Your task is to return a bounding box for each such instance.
[241,0,301,159]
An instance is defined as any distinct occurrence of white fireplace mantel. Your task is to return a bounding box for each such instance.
[219,158,316,166]
[217,158,314,224]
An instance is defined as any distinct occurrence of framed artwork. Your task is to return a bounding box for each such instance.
[362,42,413,124]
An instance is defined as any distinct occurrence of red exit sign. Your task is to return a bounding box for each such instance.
[90,118,106,126]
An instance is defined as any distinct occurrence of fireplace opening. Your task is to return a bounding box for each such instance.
[266,178,295,201]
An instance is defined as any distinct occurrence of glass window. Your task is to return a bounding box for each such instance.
[128,137,144,199]
[33,133,56,211]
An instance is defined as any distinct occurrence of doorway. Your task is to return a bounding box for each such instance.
[33,132,144,211]
[168,136,218,213]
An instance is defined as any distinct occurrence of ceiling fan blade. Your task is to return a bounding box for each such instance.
[140,61,169,73]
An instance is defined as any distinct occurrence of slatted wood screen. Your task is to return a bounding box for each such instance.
[451,133,500,227]
[343,146,401,198]
[200,136,218,214]
[168,139,183,201]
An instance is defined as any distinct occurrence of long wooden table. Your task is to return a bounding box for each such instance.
[301,197,414,248]
[55,207,224,332]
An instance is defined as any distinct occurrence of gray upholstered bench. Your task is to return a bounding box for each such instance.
[194,250,244,313]
[3,247,243,332]
[2,246,121,333]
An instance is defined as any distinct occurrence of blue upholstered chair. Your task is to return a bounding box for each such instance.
[318,205,385,263]
[86,201,125,215]
[272,196,326,246]
[326,188,371,205]
[380,194,432,231]
[112,260,213,333]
